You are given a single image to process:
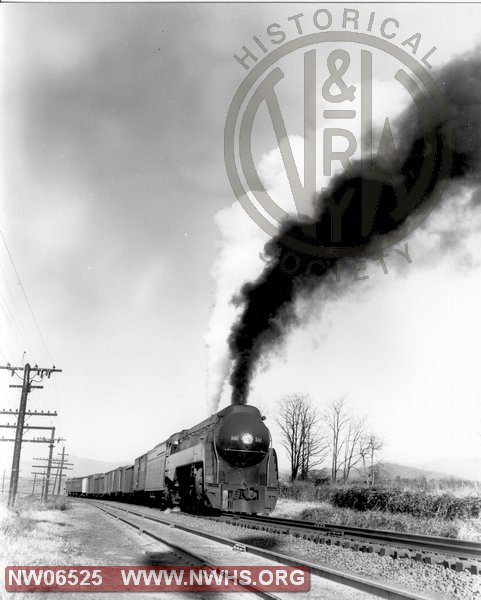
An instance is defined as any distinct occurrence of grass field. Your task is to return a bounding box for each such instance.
[272,498,481,540]
[0,494,72,588]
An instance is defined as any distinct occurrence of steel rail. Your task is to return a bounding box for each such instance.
[219,513,481,560]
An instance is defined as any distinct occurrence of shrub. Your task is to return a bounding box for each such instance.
[279,481,332,502]
[330,486,481,520]
[14,495,71,513]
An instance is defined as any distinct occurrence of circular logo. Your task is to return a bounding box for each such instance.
[224,31,453,258]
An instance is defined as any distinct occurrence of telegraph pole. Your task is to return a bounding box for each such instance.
[32,473,37,495]
[38,429,66,503]
[52,463,60,497]
[8,363,30,506]
[43,427,55,503]
[56,447,66,496]
[0,363,61,507]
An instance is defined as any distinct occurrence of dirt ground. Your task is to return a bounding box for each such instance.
[2,499,234,600]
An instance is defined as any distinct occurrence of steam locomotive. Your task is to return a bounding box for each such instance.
[66,404,279,514]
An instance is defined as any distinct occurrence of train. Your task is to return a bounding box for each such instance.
[66,404,279,514]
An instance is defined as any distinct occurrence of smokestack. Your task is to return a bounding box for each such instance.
[227,49,481,405]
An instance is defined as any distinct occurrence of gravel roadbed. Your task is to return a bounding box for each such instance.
[157,510,481,600]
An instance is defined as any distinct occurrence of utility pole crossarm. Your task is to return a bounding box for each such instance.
[9,385,43,389]
[32,464,73,469]
[34,457,73,463]
[0,425,55,430]
[0,411,57,416]
[0,438,59,443]
[0,365,62,374]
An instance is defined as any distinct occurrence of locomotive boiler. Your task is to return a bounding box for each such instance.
[67,404,279,514]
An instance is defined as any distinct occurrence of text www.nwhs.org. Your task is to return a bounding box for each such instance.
[5,565,310,592]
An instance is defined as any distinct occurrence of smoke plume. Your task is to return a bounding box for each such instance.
[227,49,481,405]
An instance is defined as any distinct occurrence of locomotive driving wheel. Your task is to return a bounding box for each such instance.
[194,465,203,500]
[178,463,204,513]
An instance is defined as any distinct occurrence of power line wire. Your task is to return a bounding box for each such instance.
[0,295,28,358]
[0,230,54,364]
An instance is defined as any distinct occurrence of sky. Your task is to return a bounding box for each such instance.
[1,3,481,481]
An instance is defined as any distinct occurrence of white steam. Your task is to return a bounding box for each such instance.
[205,202,269,413]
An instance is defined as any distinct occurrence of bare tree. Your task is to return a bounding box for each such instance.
[340,417,367,483]
[299,407,329,480]
[322,397,372,484]
[322,397,350,483]
[360,433,384,486]
[277,394,328,481]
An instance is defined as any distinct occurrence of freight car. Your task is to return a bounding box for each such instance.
[81,476,90,496]
[104,465,132,498]
[67,404,278,514]
[92,473,104,497]
[65,477,82,496]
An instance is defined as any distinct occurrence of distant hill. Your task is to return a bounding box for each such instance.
[279,461,472,483]
[19,455,131,480]
[418,457,481,481]
[66,455,131,478]
[379,461,451,481]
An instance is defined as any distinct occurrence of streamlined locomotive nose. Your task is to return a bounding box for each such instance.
[215,407,270,468]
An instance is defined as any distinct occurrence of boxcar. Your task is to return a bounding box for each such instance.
[145,442,167,502]
[105,466,130,497]
[93,473,105,497]
[133,453,148,492]
[88,473,104,498]
[81,476,90,496]
[66,477,82,496]
[104,469,114,496]
[122,465,134,496]
[87,475,95,496]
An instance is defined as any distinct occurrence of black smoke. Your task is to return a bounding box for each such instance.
[228,49,481,405]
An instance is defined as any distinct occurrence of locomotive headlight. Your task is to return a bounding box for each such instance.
[241,433,254,445]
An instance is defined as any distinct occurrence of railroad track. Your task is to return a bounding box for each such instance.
[217,512,481,565]
[84,499,431,600]
[90,500,280,600]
